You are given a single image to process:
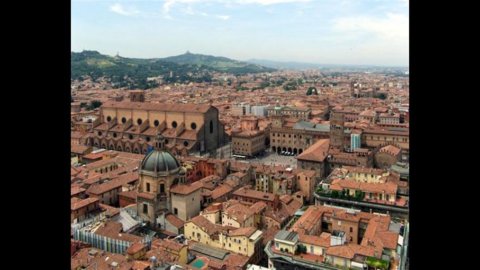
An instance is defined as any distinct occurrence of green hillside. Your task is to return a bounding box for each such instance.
[71,50,275,89]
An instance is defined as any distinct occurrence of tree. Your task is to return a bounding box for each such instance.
[377,93,387,100]
[87,100,102,110]
[306,86,318,96]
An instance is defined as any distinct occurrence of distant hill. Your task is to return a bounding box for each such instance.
[162,51,275,74]
[71,51,275,89]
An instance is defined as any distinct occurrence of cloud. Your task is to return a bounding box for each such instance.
[216,15,230,20]
[109,3,139,16]
[333,13,408,41]
[162,0,310,18]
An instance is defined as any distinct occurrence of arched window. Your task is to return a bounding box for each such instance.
[106,116,112,122]
[154,120,159,127]
[172,121,178,128]
[137,118,143,125]
[98,131,102,136]
[191,122,197,130]
[121,117,126,124]
[184,141,189,147]
[209,120,214,134]
[129,134,133,140]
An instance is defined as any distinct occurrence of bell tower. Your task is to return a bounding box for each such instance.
[330,111,345,150]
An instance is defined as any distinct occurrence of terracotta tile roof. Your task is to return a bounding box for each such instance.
[224,203,254,224]
[99,203,120,217]
[229,227,258,237]
[189,215,221,235]
[170,180,203,195]
[71,144,91,155]
[93,221,143,243]
[296,139,330,162]
[232,187,275,201]
[86,178,124,195]
[83,152,105,160]
[211,184,233,200]
[118,190,138,200]
[249,201,267,214]
[331,178,398,194]
[326,244,375,259]
[131,260,150,270]
[71,197,99,211]
[126,242,146,255]
[71,186,86,196]
[299,233,330,248]
[102,101,213,113]
[71,248,133,270]
[113,172,139,186]
[151,238,186,252]
[165,213,185,229]
[379,144,401,156]
[290,206,324,234]
[137,192,155,200]
[177,129,199,140]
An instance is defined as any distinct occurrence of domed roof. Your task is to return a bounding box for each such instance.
[140,150,180,176]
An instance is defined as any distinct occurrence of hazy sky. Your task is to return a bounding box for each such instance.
[72,0,409,66]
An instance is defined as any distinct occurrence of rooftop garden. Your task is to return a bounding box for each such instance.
[365,256,390,270]
[316,186,365,201]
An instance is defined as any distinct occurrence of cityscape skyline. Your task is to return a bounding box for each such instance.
[72,0,409,66]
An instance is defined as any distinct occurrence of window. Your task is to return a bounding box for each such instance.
[171,121,178,128]
[192,232,195,237]
[310,246,314,253]
[184,141,189,147]
[143,204,148,214]
[137,118,143,125]
[106,116,112,122]
[191,122,197,130]
[98,131,102,136]
[238,240,241,244]
[146,137,151,142]
[192,197,195,201]
[160,184,165,193]
[113,133,117,138]
[154,120,160,127]
[229,243,231,247]
[209,120,214,134]
[350,227,353,233]
[174,208,178,215]
[146,183,150,192]
[129,134,133,140]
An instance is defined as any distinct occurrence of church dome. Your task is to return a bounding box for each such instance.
[140,150,180,176]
